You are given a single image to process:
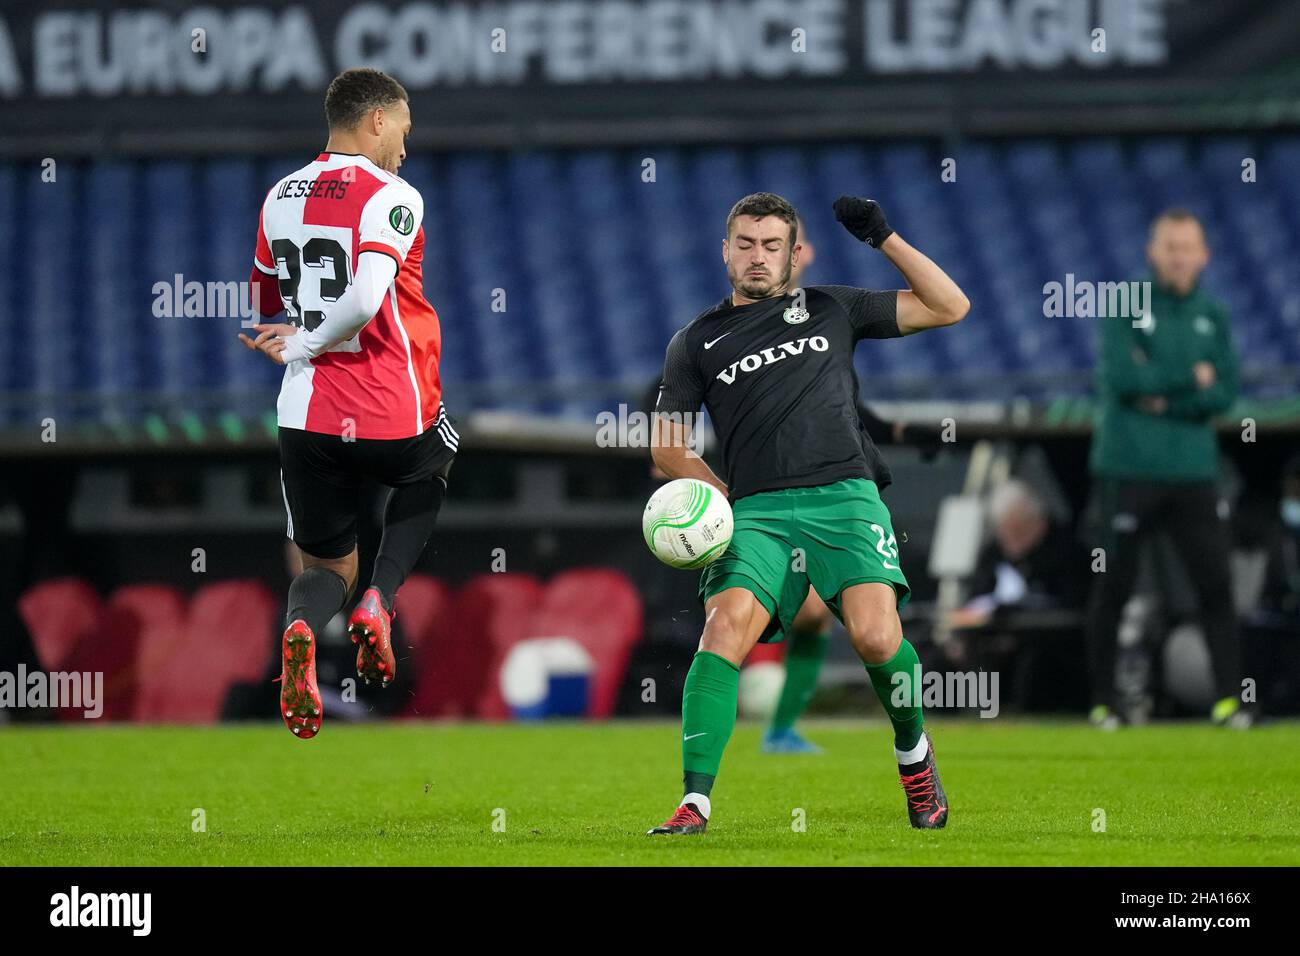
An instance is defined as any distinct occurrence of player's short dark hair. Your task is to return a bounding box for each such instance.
[726,193,799,247]
[324,68,409,131]
[1149,207,1204,239]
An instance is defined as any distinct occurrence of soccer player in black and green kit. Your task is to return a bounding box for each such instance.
[759,216,942,755]
[647,193,970,834]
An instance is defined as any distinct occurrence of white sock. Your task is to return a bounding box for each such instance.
[682,792,711,819]
[895,732,929,767]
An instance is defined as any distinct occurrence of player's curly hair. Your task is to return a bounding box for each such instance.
[324,68,409,131]
[726,192,799,247]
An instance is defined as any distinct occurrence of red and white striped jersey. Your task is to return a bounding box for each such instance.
[253,152,443,440]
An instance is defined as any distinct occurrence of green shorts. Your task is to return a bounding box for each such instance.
[698,477,910,644]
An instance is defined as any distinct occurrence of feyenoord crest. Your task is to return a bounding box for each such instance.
[389,205,414,236]
[783,305,809,324]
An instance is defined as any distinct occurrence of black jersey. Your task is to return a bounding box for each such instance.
[655,285,901,501]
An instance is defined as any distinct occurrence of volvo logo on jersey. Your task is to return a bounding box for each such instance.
[714,335,829,385]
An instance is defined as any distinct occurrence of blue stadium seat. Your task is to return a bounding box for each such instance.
[0,164,16,418]
[3,134,1298,423]
[29,164,79,421]
[144,162,205,412]
[86,162,140,420]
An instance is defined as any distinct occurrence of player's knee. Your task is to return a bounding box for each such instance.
[846,618,900,664]
[699,608,747,662]
[301,553,357,601]
[324,564,358,598]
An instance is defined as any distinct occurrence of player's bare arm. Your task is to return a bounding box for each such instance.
[651,415,729,498]
[881,234,971,334]
[833,195,970,335]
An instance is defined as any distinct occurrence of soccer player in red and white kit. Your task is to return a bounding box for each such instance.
[240,69,456,740]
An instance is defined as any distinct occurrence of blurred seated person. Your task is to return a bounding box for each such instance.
[1233,454,1300,714]
[950,480,1088,630]
[1256,454,1300,624]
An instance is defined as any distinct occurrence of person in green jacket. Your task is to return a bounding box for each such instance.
[1086,207,1250,729]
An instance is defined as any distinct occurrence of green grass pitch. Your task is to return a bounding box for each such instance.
[1,718,1297,866]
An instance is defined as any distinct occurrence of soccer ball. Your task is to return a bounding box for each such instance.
[642,478,733,569]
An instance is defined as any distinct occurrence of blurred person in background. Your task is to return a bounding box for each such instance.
[1086,208,1249,730]
[1254,454,1300,624]
[947,480,1090,711]
[1226,454,1300,716]
[951,479,1087,630]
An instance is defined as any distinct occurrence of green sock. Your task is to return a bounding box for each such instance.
[681,650,740,798]
[863,637,926,752]
[769,625,829,733]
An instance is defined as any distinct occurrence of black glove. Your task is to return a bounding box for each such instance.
[833,196,894,248]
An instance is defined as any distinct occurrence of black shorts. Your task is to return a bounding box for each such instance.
[279,416,456,560]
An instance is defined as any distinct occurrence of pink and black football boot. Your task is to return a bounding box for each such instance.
[280,619,322,739]
[348,587,396,688]
[898,735,949,829]
[647,802,708,836]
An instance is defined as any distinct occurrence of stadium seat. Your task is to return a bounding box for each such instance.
[194,580,277,680]
[0,164,15,409]
[204,159,266,413]
[3,135,1299,421]
[29,167,79,421]
[439,573,547,720]
[110,584,190,721]
[57,602,140,722]
[522,569,644,719]
[138,580,276,723]
[18,578,104,672]
[395,573,466,718]
[87,162,140,421]
[394,573,454,655]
